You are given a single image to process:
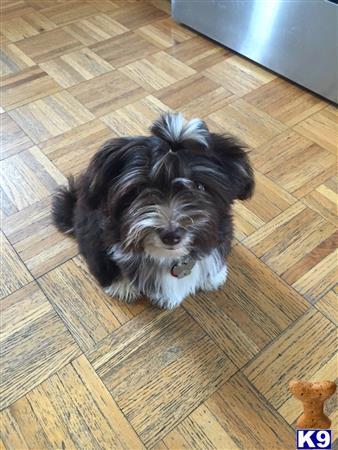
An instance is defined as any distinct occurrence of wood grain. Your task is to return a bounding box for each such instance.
[205,373,295,450]
[102,95,168,136]
[0,231,33,299]
[304,175,337,225]
[167,35,231,71]
[184,244,309,368]
[244,309,337,409]
[209,99,286,148]
[40,47,114,88]
[15,28,83,63]
[162,403,240,450]
[205,55,276,96]
[244,77,326,126]
[1,11,56,42]
[40,119,115,176]
[136,17,194,49]
[315,290,338,326]
[108,1,166,29]
[120,51,196,92]
[64,13,128,46]
[2,196,78,278]
[87,307,236,447]
[0,282,80,409]
[1,113,33,159]
[0,42,35,76]
[90,30,159,67]
[69,68,146,116]
[294,105,338,153]
[1,65,61,110]
[9,91,94,143]
[39,256,146,352]
[1,355,144,450]
[244,203,336,277]
[156,73,235,118]
[1,146,66,212]
[252,130,335,198]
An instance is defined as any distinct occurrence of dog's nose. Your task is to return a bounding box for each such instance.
[160,229,183,246]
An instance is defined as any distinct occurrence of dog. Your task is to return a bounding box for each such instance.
[52,112,254,309]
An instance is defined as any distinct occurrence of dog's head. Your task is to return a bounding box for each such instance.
[83,113,254,260]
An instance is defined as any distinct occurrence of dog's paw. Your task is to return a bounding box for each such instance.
[150,295,184,309]
[104,279,140,303]
[203,265,227,292]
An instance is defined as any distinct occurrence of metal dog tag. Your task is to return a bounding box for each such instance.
[171,256,195,278]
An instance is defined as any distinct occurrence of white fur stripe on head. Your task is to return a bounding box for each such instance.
[151,112,209,147]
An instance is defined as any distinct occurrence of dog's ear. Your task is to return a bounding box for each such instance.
[210,133,254,201]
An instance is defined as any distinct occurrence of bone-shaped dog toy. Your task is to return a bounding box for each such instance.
[289,380,336,429]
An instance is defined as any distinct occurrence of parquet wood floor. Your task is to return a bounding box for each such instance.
[1,1,337,449]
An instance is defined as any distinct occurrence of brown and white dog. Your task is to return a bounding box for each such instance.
[52,113,254,308]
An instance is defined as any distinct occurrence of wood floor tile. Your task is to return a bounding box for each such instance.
[69,69,146,116]
[136,17,194,49]
[102,95,168,136]
[1,113,33,159]
[167,35,231,71]
[0,1,34,22]
[282,230,337,286]
[64,13,129,46]
[205,55,276,96]
[1,11,56,42]
[15,28,83,63]
[252,130,336,198]
[108,1,167,29]
[1,66,61,110]
[1,355,144,450]
[278,351,338,426]
[0,282,81,409]
[244,77,326,126]
[304,175,337,225]
[162,403,240,450]
[244,202,336,278]
[0,42,35,76]
[294,105,338,154]
[2,197,78,278]
[244,309,336,410]
[0,231,33,300]
[1,146,65,213]
[315,290,338,326]
[156,73,235,118]
[208,99,287,148]
[88,307,236,447]
[121,51,196,92]
[205,373,295,450]
[39,256,146,351]
[40,1,98,25]
[9,91,94,143]
[40,119,115,176]
[40,47,114,88]
[184,244,309,368]
[292,248,337,303]
[90,30,160,68]
[233,172,297,241]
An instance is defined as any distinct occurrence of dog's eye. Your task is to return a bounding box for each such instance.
[196,182,205,191]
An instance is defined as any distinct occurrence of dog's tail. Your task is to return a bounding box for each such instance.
[52,176,77,235]
[150,112,210,150]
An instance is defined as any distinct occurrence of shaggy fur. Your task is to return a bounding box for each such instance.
[52,112,254,308]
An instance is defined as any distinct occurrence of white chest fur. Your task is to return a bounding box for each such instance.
[107,247,227,309]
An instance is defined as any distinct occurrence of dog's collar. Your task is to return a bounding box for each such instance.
[171,255,195,278]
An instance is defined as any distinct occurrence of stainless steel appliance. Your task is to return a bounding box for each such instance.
[172,0,338,103]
